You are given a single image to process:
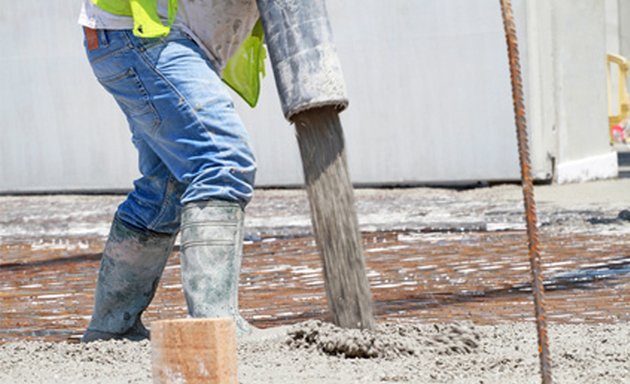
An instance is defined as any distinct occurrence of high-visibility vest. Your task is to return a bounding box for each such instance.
[90,0,266,107]
[91,0,177,38]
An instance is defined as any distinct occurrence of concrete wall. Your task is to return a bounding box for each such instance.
[619,0,630,58]
[606,0,623,119]
[524,0,617,184]
[606,0,621,54]
[550,0,617,182]
[242,0,525,187]
[0,2,137,192]
[615,0,630,119]
[0,0,615,192]
[523,0,557,180]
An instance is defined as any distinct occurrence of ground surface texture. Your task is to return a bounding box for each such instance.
[1,180,629,383]
[0,321,628,383]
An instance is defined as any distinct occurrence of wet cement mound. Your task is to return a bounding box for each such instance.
[286,320,480,359]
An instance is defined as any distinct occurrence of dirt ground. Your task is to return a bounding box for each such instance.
[1,179,629,383]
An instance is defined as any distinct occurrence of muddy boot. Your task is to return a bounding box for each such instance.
[82,217,176,343]
[180,200,254,336]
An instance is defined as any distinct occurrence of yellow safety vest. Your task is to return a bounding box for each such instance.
[91,0,177,38]
[91,0,265,107]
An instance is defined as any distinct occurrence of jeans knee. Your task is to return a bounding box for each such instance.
[180,163,256,207]
[117,176,186,235]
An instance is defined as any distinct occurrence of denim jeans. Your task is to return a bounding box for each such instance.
[83,28,256,234]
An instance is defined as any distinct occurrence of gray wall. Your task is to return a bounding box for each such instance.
[619,0,630,58]
[0,0,615,192]
[606,0,621,54]
[520,0,616,183]
[243,0,524,186]
[550,0,616,182]
[555,1,609,160]
[0,2,136,192]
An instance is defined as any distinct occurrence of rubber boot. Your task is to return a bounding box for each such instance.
[82,217,176,342]
[180,200,253,336]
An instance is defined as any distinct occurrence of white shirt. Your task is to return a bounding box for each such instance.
[78,0,259,71]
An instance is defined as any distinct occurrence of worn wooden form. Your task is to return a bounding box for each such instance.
[151,318,238,384]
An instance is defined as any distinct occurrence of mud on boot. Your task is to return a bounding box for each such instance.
[82,217,176,343]
[180,200,255,337]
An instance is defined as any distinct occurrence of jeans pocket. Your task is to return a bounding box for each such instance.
[98,67,162,131]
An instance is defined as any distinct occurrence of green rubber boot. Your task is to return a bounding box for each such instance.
[180,200,254,336]
[82,217,176,342]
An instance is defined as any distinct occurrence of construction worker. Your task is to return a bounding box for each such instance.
[78,0,261,342]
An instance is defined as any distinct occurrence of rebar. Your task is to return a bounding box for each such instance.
[499,1,552,383]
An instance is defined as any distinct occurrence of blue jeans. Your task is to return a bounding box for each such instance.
[83,28,256,234]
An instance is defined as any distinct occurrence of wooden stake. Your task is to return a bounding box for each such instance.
[151,318,238,384]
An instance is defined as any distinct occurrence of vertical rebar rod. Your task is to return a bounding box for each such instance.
[499,1,552,383]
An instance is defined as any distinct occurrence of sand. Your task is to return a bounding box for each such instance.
[1,321,628,384]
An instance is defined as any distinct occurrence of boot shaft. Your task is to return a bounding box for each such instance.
[180,200,248,331]
[84,217,176,339]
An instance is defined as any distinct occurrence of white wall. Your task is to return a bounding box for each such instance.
[522,0,617,184]
[523,0,557,180]
[619,0,630,58]
[0,2,137,192]
[0,0,615,192]
[551,0,617,182]
[606,0,621,54]
[243,0,524,187]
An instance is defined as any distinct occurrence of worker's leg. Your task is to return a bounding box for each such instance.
[82,132,184,342]
[83,28,256,337]
[82,217,176,342]
[86,28,256,205]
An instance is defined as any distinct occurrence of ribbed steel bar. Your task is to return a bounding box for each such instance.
[499,1,552,383]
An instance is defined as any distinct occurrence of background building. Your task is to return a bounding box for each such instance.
[0,0,623,192]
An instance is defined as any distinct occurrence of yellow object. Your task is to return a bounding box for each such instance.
[129,0,178,38]
[91,1,266,107]
[91,0,177,38]
[91,0,132,17]
[222,20,266,108]
[606,53,630,143]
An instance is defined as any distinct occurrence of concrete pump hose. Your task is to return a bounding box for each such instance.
[256,0,349,120]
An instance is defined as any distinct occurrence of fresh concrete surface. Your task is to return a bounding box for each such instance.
[1,180,629,383]
[0,322,628,383]
[2,179,630,243]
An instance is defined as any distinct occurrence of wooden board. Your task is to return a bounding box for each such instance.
[151,318,238,384]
